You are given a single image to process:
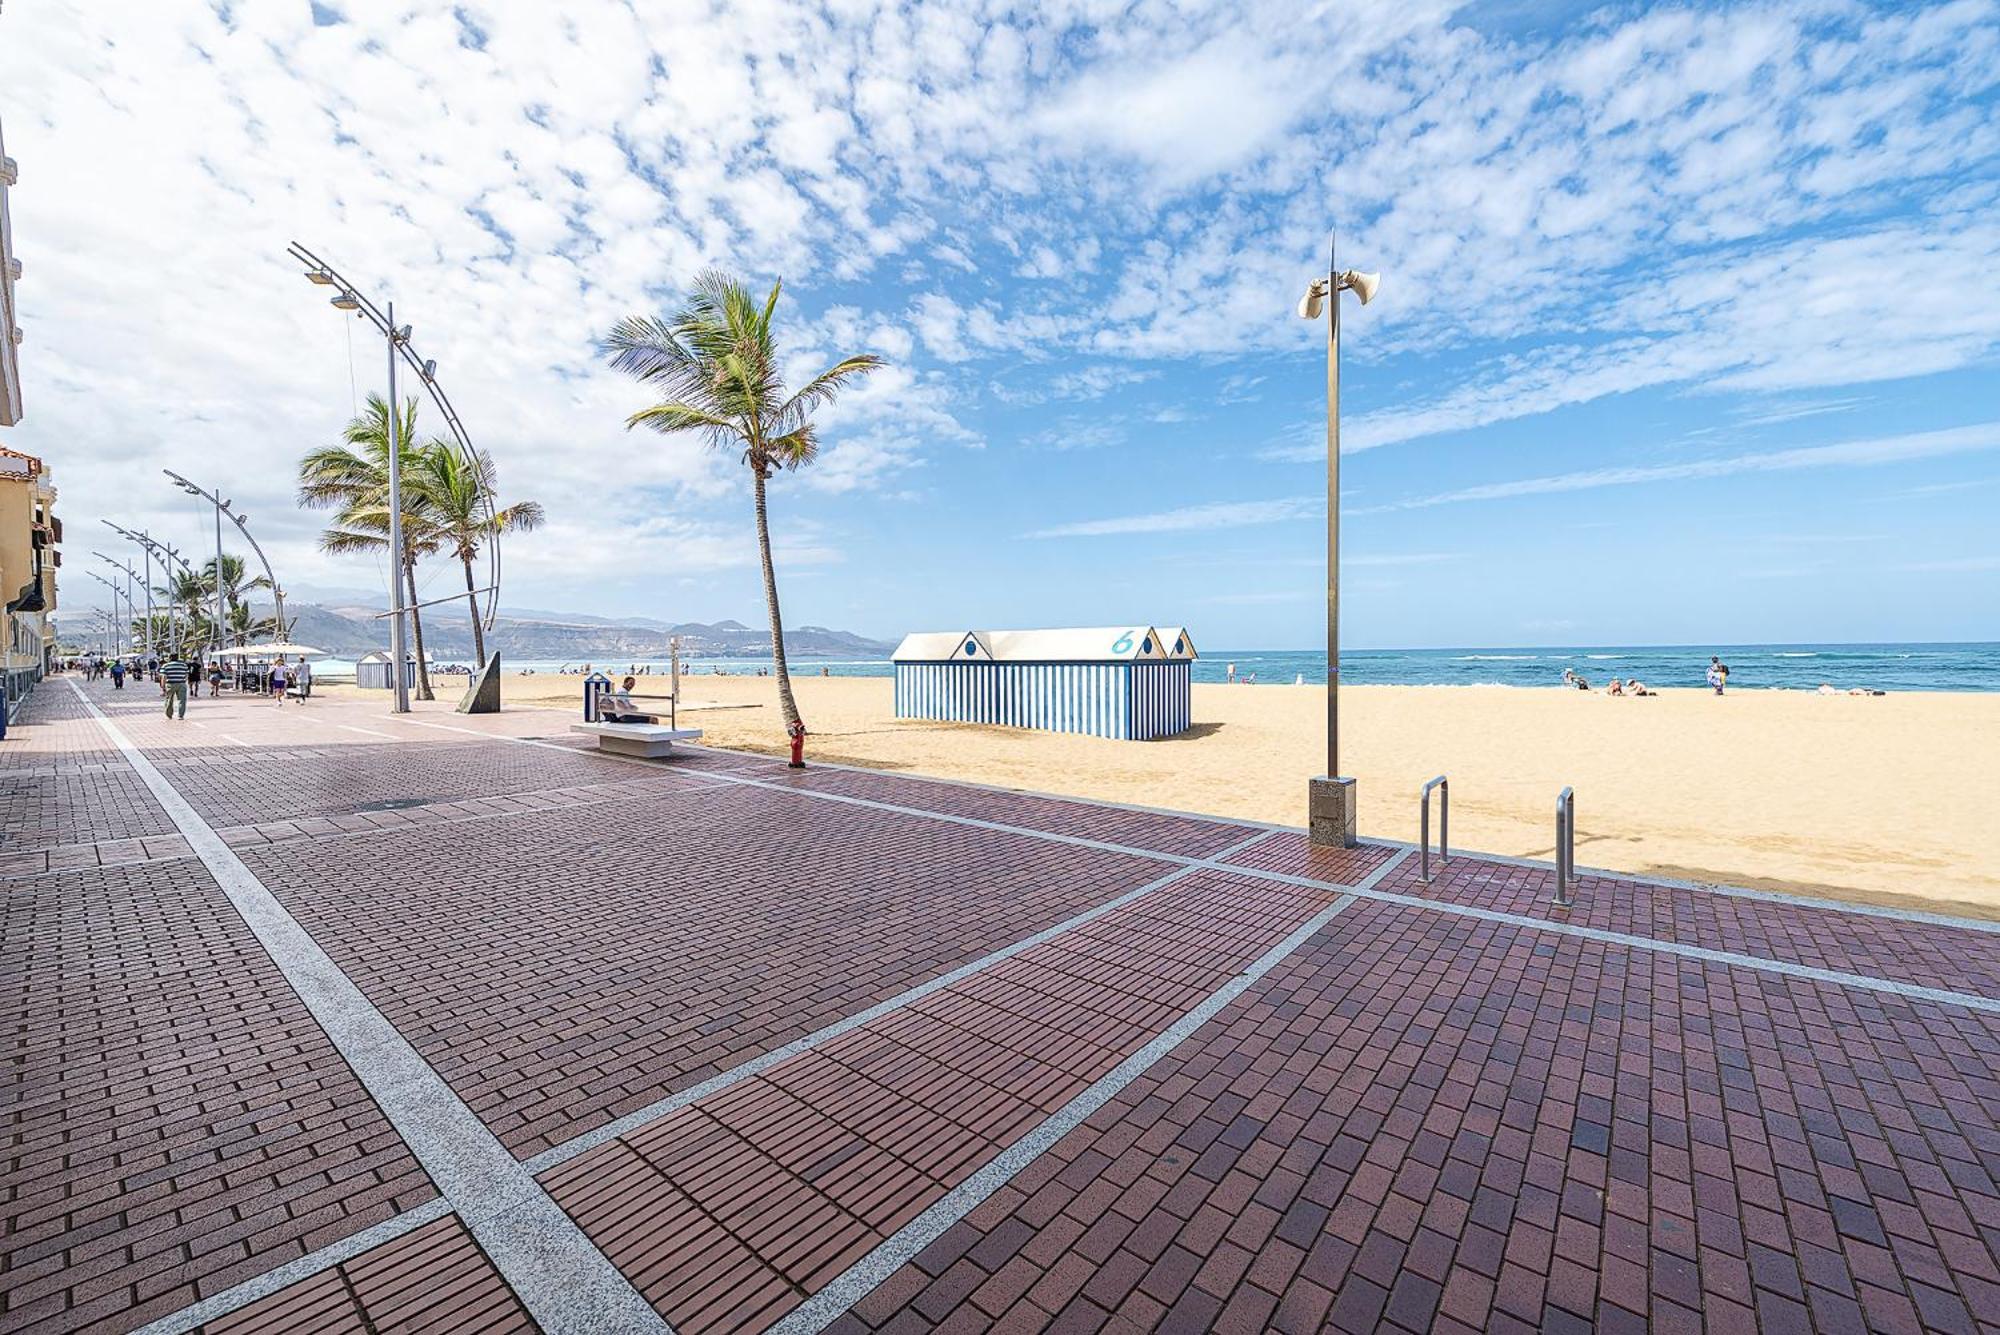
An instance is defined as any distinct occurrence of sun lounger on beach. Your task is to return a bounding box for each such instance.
[571,720,703,757]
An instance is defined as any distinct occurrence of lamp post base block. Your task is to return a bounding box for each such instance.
[1308,775,1358,848]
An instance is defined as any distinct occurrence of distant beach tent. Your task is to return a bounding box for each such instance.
[893,626,1195,739]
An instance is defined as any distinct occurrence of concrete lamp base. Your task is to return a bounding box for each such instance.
[1308,775,1358,848]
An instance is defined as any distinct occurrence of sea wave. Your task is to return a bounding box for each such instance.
[1455,654,1539,661]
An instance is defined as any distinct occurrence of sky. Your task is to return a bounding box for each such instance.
[1,0,1996,651]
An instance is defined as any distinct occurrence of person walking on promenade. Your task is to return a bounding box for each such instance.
[293,656,312,702]
[269,657,290,706]
[109,658,125,690]
[160,653,191,720]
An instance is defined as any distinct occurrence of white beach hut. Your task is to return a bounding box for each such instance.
[893,625,1195,739]
[355,651,433,690]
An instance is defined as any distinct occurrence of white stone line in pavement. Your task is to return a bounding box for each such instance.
[391,716,1239,869]
[65,681,673,1335]
[1355,834,2000,936]
[124,1199,456,1335]
[217,732,252,747]
[393,714,2000,1016]
[522,825,1285,1178]
[1216,858,2000,1016]
[677,739,1295,835]
[770,850,1411,1335]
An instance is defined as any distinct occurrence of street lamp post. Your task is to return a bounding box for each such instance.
[162,471,284,658]
[289,241,505,696]
[1296,235,1380,848]
[85,571,125,656]
[100,522,159,659]
[95,552,149,661]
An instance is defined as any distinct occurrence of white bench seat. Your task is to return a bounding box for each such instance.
[570,721,704,757]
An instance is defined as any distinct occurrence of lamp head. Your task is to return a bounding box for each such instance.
[331,291,361,311]
[304,268,335,286]
[422,359,437,380]
[1296,278,1329,321]
[1340,270,1382,306]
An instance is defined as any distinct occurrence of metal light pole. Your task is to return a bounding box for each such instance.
[101,522,158,659]
[383,299,411,712]
[289,241,504,698]
[95,552,149,660]
[85,571,125,655]
[1296,236,1380,848]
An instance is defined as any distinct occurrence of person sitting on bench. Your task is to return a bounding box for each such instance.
[600,676,658,724]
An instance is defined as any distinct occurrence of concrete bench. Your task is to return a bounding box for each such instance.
[570,721,703,758]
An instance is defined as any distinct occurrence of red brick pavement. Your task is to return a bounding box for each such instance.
[237,780,1179,1157]
[1,860,435,1335]
[1370,843,2000,1001]
[1222,829,1400,885]
[778,763,1256,860]
[833,900,2000,1335]
[16,678,2000,1335]
[542,870,1346,1334]
[197,1215,531,1334]
[145,739,664,829]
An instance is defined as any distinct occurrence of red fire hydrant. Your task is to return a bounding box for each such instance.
[788,718,807,769]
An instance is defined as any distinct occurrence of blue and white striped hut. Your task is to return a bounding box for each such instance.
[893,625,1196,740]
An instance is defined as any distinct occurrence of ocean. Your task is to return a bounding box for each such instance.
[317,642,2000,693]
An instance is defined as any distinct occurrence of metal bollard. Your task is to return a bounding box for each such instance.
[1420,775,1448,882]
[1553,786,1575,907]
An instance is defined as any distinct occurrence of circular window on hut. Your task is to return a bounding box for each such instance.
[1142,637,1153,653]
[964,639,978,656]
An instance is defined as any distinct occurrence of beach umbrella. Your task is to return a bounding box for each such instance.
[243,642,328,656]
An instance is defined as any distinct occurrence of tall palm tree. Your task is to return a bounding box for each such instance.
[408,442,543,667]
[200,554,272,646]
[601,271,883,731]
[299,394,437,701]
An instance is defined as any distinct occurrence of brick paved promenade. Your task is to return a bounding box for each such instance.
[4,676,1997,1333]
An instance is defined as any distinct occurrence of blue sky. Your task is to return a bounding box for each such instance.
[2,0,1996,649]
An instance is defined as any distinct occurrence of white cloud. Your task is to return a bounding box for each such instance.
[2,0,1995,618]
[1024,496,1318,539]
[1361,422,2000,512]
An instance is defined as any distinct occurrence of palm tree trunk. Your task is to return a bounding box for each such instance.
[403,555,435,701]
[461,553,487,666]
[752,467,802,731]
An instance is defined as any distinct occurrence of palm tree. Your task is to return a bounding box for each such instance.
[601,271,883,731]
[409,442,543,667]
[200,554,272,646]
[299,394,438,701]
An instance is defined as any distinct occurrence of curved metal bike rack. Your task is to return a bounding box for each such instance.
[1553,786,1576,907]
[1420,775,1448,883]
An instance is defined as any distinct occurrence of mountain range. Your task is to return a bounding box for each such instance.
[63,600,893,662]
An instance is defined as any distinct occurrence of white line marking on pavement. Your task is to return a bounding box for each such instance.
[397,715,2000,1016]
[523,826,1286,1178]
[336,723,396,738]
[125,1200,455,1335]
[66,680,672,1335]
[1216,859,2000,1016]
[1356,835,2000,935]
[769,848,1411,1334]
[217,733,252,748]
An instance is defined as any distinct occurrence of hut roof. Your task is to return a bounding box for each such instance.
[1154,627,1198,659]
[984,627,1166,662]
[891,631,992,662]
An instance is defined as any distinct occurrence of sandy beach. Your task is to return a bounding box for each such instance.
[479,672,2000,919]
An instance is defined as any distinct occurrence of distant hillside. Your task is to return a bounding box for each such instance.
[62,602,892,662]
